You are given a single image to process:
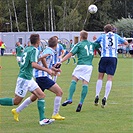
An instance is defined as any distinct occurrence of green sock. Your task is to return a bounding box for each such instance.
[18,62,21,67]
[37,99,46,121]
[0,98,14,106]
[68,80,77,100]
[80,85,88,104]
[67,58,70,64]
[73,58,76,64]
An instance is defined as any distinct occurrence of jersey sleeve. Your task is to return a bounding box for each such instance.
[117,34,126,44]
[59,44,64,50]
[70,43,78,55]
[31,48,39,63]
[93,42,101,50]
[95,35,103,44]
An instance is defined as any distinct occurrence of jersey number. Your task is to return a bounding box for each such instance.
[108,37,113,46]
[21,52,27,65]
[84,45,93,56]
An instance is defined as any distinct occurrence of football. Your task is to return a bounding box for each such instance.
[88,4,98,14]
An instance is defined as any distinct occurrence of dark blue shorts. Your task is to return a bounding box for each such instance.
[98,57,117,76]
[36,77,55,91]
[65,51,69,56]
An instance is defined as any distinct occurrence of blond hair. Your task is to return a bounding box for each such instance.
[80,30,88,40]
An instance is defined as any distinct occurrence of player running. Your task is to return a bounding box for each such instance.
[11,36,65,122]
[57,30,101,112]
[0,34,55,126]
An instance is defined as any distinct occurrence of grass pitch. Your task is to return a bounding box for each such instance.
[0,55,132,133]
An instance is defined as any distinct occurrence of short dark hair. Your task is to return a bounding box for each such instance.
[53,36,58,40]
[128,39,132,43]
[48,36,58,47]
[104,24,112,33]
[30,34,40,45]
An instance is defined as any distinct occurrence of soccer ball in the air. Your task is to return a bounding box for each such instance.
[88,4,98,14]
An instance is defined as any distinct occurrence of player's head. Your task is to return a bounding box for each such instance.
[30,34,40,46]
[104,24,112,33]
[111,24,117,33]
[54,36,58,40]
[16,42,20,46]
[127,39,132,43]
[70,39,72,42]
[48,36,58,48]
[80,30,88,40]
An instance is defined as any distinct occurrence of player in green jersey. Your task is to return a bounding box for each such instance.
[59,30,100,112]
[15,42,24,67]
[66,39,76,64]
[0,34,55,126]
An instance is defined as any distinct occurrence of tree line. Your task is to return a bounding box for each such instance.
[0,0,133,34]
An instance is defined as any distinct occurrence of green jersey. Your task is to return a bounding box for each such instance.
[70,43,75,51]
[61,43,66,50]
[18,45,39,80]
[16,45,24,57]
[70,40,100,65]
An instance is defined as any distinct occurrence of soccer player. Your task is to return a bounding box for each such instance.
[66,39,76,64]
[11,36,65,121]
[0,34,55,126]
[15,41,24,67]
[94,24,128,108]
[53,36,65,82]
[59,30,101,112]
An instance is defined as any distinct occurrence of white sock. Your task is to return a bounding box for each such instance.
[104,81,112,99]
[53,96,62,115]
[96,79,103,97]
[16,97,32,113]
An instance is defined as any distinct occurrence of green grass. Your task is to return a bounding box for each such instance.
[0,55,132,133]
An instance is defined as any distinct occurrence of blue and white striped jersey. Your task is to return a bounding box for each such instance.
[54,43,64,62]
[33,47,56,78]
[95,32,126,57]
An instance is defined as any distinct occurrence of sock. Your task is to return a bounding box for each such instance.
[66,58,70,64]
[73,58,76,64]
[104,81,112,99]
[18,62,21,67]
[37,99,45,121]
[16,97,32,113]
[0,98,13,106]
[53,96,62,115]
[96,79,103,97]
[80,85,88,104]
[68,80,77,101]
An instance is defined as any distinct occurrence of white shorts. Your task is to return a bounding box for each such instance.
[72,65,93,82]
[16,56,22,62]
[15,77,39,97]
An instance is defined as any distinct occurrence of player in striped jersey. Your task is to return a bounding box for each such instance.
[12,36,65,121]
[0,34,55,125]
[94,24,128,108]
[53,36,65,82]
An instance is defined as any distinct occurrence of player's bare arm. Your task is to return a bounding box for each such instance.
[41,58,48,68]
[61,52,73,63]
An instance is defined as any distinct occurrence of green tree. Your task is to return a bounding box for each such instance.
[114,18,133,37]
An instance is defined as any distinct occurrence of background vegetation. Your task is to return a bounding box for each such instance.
[0,0,133,37]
